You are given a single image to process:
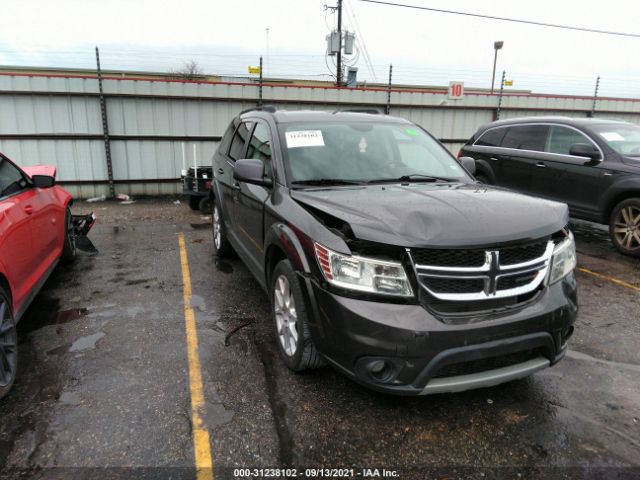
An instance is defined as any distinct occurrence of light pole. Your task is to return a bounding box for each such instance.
[491,41,504,94]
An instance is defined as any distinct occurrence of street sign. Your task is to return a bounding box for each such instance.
[448,81,464,100]
[248,66,261,74]
[504,80,514,86]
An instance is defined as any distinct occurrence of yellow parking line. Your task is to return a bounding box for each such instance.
[178,233,214,480]
[578,267,640,294]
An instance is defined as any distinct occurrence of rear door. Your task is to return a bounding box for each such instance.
[234,120,274,274]
[533,125,607,217]
[0,156,36,313]
[463,126,509,182]
[498,124,549,193]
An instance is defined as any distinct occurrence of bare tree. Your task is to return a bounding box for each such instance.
[169,60,204,80]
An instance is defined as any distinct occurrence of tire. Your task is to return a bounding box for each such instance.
[61,207,77,264]
[475,174,490,185]
[198,196,212,214]
[271,259,324,372]
[211,199,234,257]
[188,196,200,210]
[609,198,640,257]
[0,287,18,400]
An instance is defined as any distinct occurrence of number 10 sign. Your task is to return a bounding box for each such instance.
[448,81,464,100]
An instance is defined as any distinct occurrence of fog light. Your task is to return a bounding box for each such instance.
[367,359,394,383]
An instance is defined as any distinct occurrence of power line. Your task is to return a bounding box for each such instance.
[359,0,640,38]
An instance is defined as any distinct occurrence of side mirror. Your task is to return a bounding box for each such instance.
[458,156,476,175]
[32,175,56,188]
[233,159,272,187]
[569,143,601,160]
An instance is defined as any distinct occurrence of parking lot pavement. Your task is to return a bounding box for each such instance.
[0,199,639,479]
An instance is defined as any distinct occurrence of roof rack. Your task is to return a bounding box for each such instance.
[240,105,277,115]
[333,108,383,115]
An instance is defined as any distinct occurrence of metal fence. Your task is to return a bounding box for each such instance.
[1,72,640,198]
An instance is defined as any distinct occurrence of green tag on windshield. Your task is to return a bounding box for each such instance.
[405,128,418,136]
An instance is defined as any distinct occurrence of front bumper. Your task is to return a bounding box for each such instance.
[304,273,577,395]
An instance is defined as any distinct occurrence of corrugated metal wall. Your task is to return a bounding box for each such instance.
[1,73,639,198]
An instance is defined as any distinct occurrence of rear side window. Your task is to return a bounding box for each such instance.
[546,126,592,155]
[501,125,548,152]
[475,127,507,147]
[217,121,236,155]
[228,121,253,161]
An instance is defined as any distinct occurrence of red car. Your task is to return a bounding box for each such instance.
[0,152,90,399]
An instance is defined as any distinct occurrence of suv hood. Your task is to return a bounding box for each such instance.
[291,183,568,248]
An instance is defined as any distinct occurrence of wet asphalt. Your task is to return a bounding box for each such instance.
[0,201,639,480]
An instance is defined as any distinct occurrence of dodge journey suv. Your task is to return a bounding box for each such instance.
[209,108,578,395]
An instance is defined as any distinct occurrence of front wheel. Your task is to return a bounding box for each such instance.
[271,259,324,372]
[61,207,77,263]
[609,198,640,257]
[0,287,18,400]
[211,199,234,257]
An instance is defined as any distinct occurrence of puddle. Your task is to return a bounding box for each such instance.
[215,257,234,274]
[567,349,640,373]
[190,295,206,312]
[69,332,105,352]
[190,223,210,230]
[18,299,89,339]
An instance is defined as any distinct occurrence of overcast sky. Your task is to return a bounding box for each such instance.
[1,0,639,97]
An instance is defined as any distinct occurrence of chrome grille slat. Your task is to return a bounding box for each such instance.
[408,241,553,301]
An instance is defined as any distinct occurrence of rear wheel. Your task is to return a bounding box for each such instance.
[61,207,77,263]
[609,198,640,257]
[0,287,18,400]
[475,174,490,185]
[188,196,200,210]
[198,196,212,213]
[271,259,324,371]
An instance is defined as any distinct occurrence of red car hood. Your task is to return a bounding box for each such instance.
[21,165,57,179]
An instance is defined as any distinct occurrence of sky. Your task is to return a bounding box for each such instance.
[1,0,639,97]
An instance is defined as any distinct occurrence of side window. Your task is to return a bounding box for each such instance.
[0,158,28,198]
[475,128,507,147]
[501,125,549,152]
[247,123,273,177]
[227,121,253,161]
[217,121,236,155]
[546,126,592,156]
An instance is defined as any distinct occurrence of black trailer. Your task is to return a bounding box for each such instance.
[182,166,213,212]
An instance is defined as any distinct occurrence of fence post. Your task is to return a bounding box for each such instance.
[386,64,393,114]
[496,70,506,120]
[589,76,600,118]
[258,56,263,107]
[95,46,115,198]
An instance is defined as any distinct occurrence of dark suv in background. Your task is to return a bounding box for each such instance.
[460,117,640,257]
[209,108,577,395]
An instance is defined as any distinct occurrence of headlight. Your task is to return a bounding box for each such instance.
[314,243,413,297]
[548,231,577,284]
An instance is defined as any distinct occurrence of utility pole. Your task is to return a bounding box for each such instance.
[589,76,600,118]
[258,56,263,106]
[336,0,343,86]
[496,70,506,120]
[95,46,115,198]
[386,64,393,114]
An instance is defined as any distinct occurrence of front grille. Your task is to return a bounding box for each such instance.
[499,241,548,265]
[498,272,539,290]
[423,277,484,294]
[433,350,540,378]
[411,248,486,268]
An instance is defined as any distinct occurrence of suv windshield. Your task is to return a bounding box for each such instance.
[278,121,469,185]
[589,123,640,157]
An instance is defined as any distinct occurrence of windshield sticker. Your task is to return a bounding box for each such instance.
[405,128,418,136]
[358,137,368,153]
[286,130,325,148]
[601,132,625,142]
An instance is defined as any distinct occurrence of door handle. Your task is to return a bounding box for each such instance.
[535,162,546,168]
[24,205,33,215]
[217,168,224,174]
[490,157,499,162]
[232,183,241,191]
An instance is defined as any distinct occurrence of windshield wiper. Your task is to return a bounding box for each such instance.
[367,174,457,184]
[291,178,365,187]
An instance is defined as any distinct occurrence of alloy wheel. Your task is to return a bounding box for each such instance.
[0,298,17,388]
[213,206,222,250]
[613,205,640,252]
[274,275,298,357]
